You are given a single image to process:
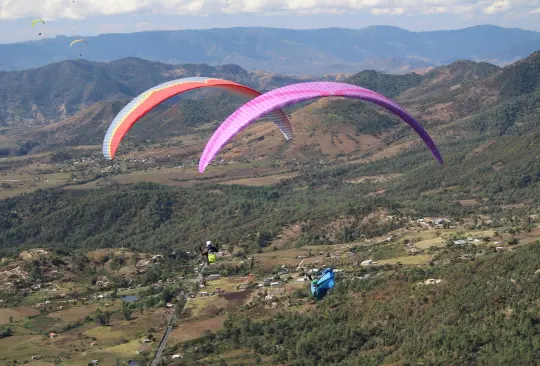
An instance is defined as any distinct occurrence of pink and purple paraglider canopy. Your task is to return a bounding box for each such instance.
[199,82,444,173]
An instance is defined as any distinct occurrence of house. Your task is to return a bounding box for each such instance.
[141,339,152,343]
[207,274,221,280]
[90,341,97,346]
[453,240,467,245]
[166,303,174,308]
[496,246,507,252]
[361,260,374,266]
[296,277,308,282]
[31,355,41,360]
[424,279,442,285]
[91,360,99,365]
[270,282,281,287]
[171,354,183,360]
[49,332,58,338]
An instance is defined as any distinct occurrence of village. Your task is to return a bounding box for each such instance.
[0,214,533,365]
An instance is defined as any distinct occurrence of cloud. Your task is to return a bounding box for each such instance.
[371,7,406,15]
[0,0,538,20]
[483,0,511,14]
[530,7,540,14]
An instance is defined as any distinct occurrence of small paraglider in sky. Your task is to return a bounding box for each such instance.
[31,19,45,36]
[69,39,87,57]
[69,39,87,47]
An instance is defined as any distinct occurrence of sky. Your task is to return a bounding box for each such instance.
[0,0,539,43]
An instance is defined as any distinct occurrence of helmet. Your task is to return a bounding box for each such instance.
[206,241,212,247]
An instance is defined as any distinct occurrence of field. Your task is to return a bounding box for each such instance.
[378,254,432,265]
[0,307,38,325]
[170,316,227,342]
[221,172,299,186]
[415,237,445,249]
[255,248,325,270]
[47,303,117,322]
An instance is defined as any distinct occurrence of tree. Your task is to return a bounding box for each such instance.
[161,287,173,303]
[0,327,12,339]
[94,309,111,326]
[122,306,132,321]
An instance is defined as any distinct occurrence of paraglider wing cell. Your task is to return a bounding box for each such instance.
[199,82,444,173]
[102,77,293,160]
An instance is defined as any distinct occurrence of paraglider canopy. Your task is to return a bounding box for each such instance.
[199,82,444,173]
[310,268,335,300]
[31,19,45,27]
[69,39,87,47]
[101,77,293,160]
[32,19,45,36]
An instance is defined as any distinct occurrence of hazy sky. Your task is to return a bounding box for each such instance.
[1,0,539,43]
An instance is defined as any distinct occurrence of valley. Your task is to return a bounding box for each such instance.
[1,45,540,365]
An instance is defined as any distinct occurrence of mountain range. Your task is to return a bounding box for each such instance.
[0,57,342,128]
[1,25,540,75]
[2,49,540,167]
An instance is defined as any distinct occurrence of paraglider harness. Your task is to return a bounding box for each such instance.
[309,268,335,300]
[201,241,218,264]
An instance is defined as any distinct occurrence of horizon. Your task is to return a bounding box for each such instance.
[3,23,539,46]
[1,0,540,43]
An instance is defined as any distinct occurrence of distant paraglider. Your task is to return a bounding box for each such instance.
[199,82,444,173]
[69,39,87,56]
[102,77,293,160]
[31,19,45,36]
[69,39,87,47]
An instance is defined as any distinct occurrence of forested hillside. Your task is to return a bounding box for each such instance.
[180,243,540,365]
